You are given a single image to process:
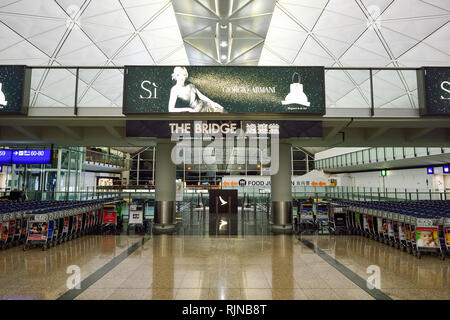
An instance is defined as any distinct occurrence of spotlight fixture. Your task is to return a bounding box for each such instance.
[427,167,434,175]
[221,55,227,60]
[220,41,228,47]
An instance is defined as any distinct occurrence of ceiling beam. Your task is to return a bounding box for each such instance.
[104,126,124,140]
[58,126,83,140]
[407,127,435,141]
[11,126,40,141]
[366,127,390,141]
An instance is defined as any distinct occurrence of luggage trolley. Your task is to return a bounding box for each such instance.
[444,216,450,258]
[414,215,444,260]
[298,202,315,233]
[316,202,329,232]
[391,211,401,249]
[0,211,17,250]
[23,210,55,251]
[127,203,145,235]
[362,205,371,238]
[102,203,118,234]
[397,213,407,252]
[386,211,395,247]
[404,213,414,254]
[328,202,348,235]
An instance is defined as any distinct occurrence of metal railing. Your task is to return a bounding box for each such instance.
[85,149,129,168]
[316,147,450,170]
[25,66,422,116]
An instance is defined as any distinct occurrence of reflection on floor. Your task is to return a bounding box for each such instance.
[0,208,448,300]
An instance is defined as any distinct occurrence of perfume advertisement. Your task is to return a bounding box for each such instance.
[0,65,31,115]
[123,66,325,114]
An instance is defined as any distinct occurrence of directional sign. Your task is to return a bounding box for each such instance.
[0,150,12,164]
[12,149,52,164]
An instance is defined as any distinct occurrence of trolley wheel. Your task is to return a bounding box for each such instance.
[42,245,47,251]
[47,242,51,249]
[23,244,29,251]
[440,253,446,261]
[416,251,421,259]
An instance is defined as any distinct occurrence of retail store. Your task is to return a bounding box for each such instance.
[0,0,449,306]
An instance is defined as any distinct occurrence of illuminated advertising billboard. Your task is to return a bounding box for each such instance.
[123,66,325,114]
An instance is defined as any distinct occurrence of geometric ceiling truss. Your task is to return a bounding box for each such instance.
[0,0,188,107]
[260,0,450,109]
[172,0,277,65]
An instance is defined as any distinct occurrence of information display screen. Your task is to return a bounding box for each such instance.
[0,65,30,115]
[11,149,52,164]
[124,66,325,114]
[418,67,450,115]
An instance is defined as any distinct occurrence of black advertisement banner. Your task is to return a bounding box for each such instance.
[418,67,450,115]
[126,120,322,139]
[0,65,30,115]
[123,66,325,114]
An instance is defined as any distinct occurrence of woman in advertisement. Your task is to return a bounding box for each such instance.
[168,67,224,113]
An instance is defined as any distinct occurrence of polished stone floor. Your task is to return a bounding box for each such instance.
[0,208,448,300]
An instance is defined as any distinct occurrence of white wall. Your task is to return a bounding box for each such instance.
[333,168,440,191]
[315,147,369,160]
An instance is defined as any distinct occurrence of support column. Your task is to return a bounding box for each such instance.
[271,143,293,233]
[153,142,176,234]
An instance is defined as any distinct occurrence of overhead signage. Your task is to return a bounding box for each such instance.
[222,176,340,189]
[11,149,52,164]
[418,67,450,115]
[0,150,12,164]
[123,66,325,114]
[0,65,31,115]
[126,120,322,138]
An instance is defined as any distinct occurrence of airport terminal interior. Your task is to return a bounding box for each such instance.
[0,0,449,301]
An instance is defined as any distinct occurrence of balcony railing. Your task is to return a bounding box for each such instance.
[316,147,450,170]
[25,66,422,117]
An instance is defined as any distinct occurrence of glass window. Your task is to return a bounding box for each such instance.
[376,147,385,161]
[428,148,442,155]
[404,147,415,158]
[370,148,376,163]
[394,147,404,160]
[357,151,363,164]
[415,147,427,157]
[385,147,394,160]
[351,153,357,165]
[363,149,370,163]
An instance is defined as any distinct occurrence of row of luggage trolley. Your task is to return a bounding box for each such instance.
[0,199,123,251]
[328,200,450,260]
[295,200,329,233]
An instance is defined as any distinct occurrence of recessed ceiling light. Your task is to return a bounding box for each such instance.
[220,24,228,29]
[221,55,227,60]
[220,41,228,47]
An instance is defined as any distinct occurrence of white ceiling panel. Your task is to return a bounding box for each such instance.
[0,0,447,110]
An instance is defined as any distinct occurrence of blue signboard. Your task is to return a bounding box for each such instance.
[11,149,52,164]
[0,150,12,164]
